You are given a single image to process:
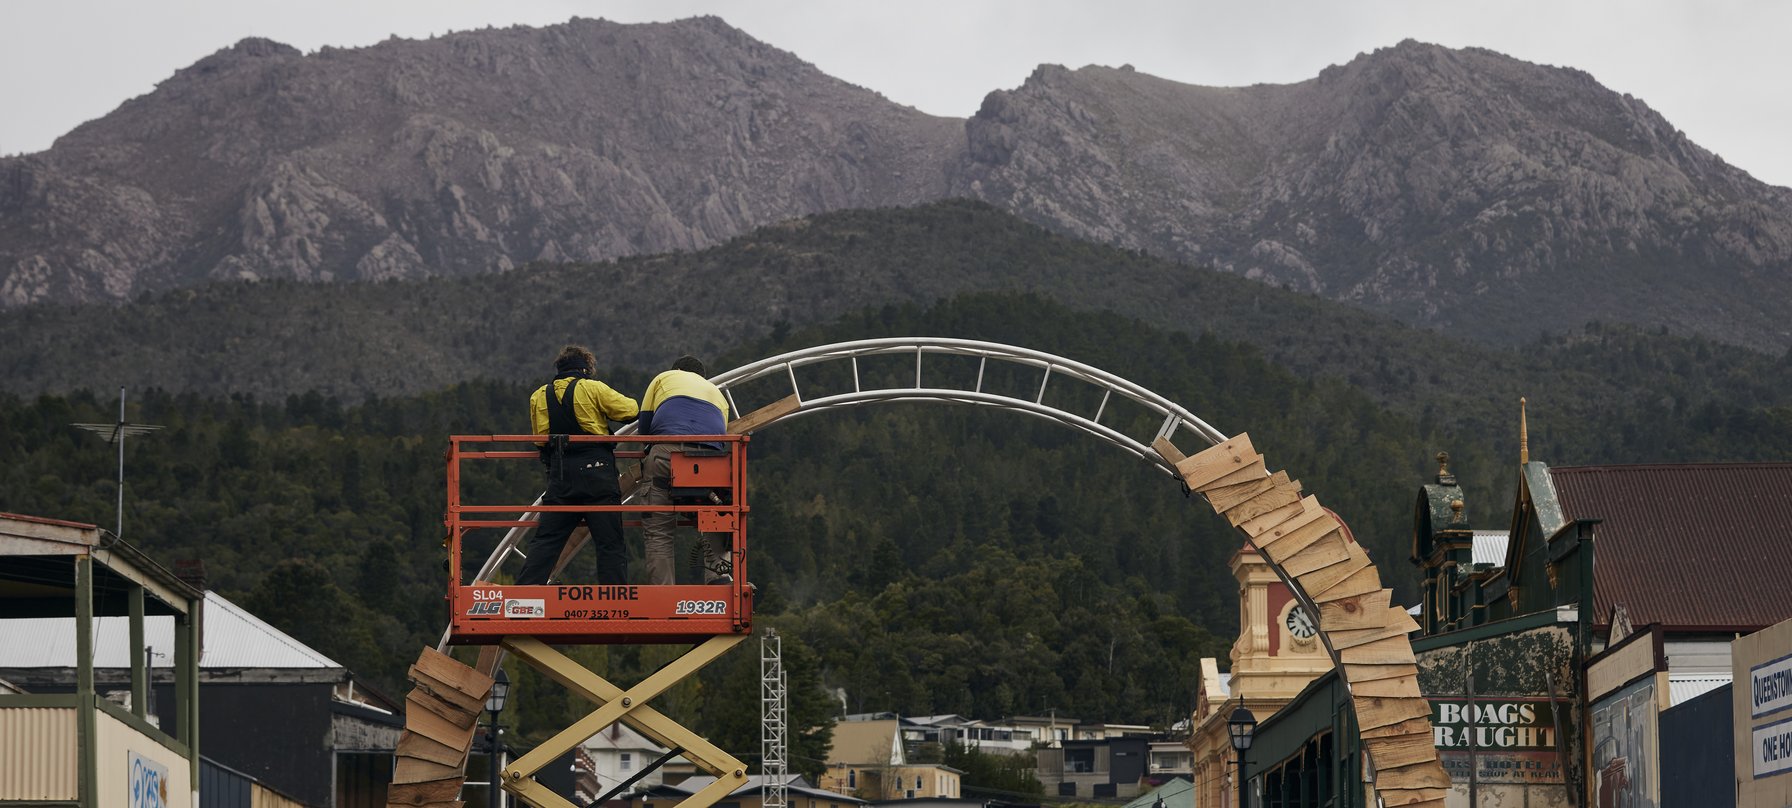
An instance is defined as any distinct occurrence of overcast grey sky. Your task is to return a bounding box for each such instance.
[4,1,1789,187]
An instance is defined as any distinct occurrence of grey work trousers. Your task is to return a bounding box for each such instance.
[638,442,730,585]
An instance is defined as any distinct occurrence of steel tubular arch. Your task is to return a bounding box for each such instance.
[447,338,1231,650]
[708,337,1230,456]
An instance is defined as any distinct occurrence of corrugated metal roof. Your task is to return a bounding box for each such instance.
[672,775,864,803]
[1668,674,1732,707]
[0,591,339,670]
[1550,463,1792,630]
[0,511,97,530]
[1124,777,1194,808]
[1472,531,1509,567]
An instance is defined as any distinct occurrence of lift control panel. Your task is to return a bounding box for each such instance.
[442,434,752,644]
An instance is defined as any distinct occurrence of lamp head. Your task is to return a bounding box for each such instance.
[1227,704,1256,753]
[486,667,511,714]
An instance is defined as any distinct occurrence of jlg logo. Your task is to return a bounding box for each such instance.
[466,601,503,616]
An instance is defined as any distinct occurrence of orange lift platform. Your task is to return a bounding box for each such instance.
[389,433,762,808]
[444,433,755,646]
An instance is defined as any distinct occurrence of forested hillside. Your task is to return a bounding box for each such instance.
[3,294,1790,748]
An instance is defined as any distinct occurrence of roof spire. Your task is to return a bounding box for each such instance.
[1519,397,1529,465]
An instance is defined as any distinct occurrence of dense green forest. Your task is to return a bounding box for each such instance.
[17,198,1784,418]
[4,293,1791,762]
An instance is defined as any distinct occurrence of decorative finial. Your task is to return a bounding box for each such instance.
[1519,397,1529,465]
[1435,451,1456,485]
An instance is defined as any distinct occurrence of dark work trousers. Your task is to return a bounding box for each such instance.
[517,451,626,585]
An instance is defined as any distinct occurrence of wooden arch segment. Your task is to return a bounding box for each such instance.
[1156,433,1450,808]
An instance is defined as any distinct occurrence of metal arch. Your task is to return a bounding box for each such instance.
[707,337,1231,458]
[449,338,1232,648]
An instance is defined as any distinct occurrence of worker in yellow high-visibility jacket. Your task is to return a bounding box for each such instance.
[522,345,638,586]
[635,355,732,585]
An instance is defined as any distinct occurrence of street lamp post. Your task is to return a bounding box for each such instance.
[486,668,511,808]
[1228,703,1256,808]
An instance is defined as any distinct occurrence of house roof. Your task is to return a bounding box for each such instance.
[1472,530,1508,567]
[1668,674,1732,707]
[0,590,340,670]
[1122,777,1193,808]
[1549,463,1792,630]
[0,511,97,530]
[829,718,905,765]
[906,714,969,727]
[661,774,866,804]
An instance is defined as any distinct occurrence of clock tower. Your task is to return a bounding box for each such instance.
[1187,541,1336,808]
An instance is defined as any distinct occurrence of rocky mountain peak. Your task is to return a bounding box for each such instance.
[4,23,1789,348]
[956,39,1792,345]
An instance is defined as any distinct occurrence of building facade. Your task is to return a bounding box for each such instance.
[0,511,403,808]
[1187,541,1334,808]
[1232,451,1792,807]
[0,511,204,808]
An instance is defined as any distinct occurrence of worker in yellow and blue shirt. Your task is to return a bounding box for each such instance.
[636,355,732,585]
[520,345,638,586]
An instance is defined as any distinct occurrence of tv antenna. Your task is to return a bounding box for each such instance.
[72,386,163,540]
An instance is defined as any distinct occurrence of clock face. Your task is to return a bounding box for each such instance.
[1286,605,1317,639]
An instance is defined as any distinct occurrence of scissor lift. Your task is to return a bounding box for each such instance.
[443,434,756,808]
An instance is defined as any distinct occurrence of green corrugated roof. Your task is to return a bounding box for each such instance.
[1122,776,1193,808]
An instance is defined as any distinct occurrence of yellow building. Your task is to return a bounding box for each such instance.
[821,715,963,800]
[1187,543,1332,808]
[818,763,963,801]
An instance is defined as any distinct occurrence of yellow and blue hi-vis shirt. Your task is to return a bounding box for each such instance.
[639,369,730,441]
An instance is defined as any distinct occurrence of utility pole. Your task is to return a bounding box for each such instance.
[762,630,788,808]
[73,387,163,540]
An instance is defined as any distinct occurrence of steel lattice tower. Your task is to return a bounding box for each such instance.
[762,630,788,808]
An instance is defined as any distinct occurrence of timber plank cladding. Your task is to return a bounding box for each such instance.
[385,645,494,808]
[1156,433,1450,808]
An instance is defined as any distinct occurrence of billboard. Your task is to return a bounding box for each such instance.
[1431,698,1568,785]
[1737,618,1792,807]
[1592,678,1659,808]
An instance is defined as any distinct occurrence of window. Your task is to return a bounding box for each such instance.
[915,776,923,789]
[621,753,632,771]
[1066,748,1096,773]
[905,791,915,799]
[848,770,856,788]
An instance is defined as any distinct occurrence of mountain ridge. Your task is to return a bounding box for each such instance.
[5,19,1789,347]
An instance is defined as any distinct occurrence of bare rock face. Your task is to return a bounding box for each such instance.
[0,19,961,306]
[4,25,1790,348]
[955,42,1792,344]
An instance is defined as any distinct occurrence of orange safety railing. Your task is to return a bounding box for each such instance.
[444,434,752,644]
